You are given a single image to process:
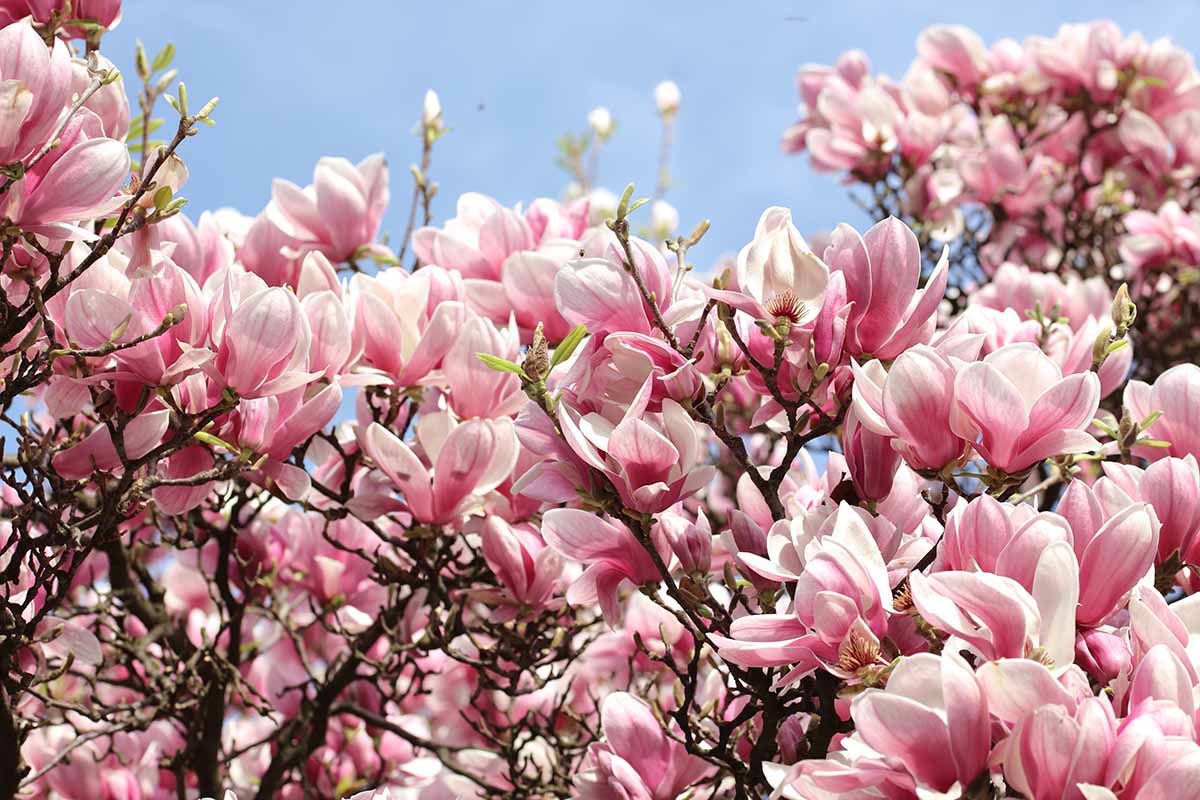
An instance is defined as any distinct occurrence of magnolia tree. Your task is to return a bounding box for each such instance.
[3,3,1200,799]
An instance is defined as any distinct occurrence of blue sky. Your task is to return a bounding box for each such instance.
[105,1,1200,261]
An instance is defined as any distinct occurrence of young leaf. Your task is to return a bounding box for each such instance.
[477,353,528,379]
[153,185,173,212]
[151,42,176,73]
[550,325,589,368]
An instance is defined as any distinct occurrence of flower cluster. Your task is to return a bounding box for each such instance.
[785,20,1200,377]
[2,6,1199,800]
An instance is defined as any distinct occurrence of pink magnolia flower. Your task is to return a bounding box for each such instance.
[910,557,1078,667]
[713,504,894,680]
[1126,586,1200,689]
[1098,711,1200,800]
[937,494,1074,592]
[554,235,677,339]
[540,508,666,624]
[1076,627,1132,686]
[1119,109,1172,175]
[413,193,554,280]
[851,341,979,472]
[444,310,525,419]
[735,486,930,589]
[356,413,519,527]
[349,267,465,386]
[976,654,1093,714]
[785,64,906,177]
[1101,457,1200,566]
[2,107,129,238]
[120,210,234,284]
[300,288,356,382]
[1119,201,1200,274]
[657,506,713,576]
[1027,21,1140,99]
[272,514,389,635]
[917,25,989,91]
[970,262,1113,330]
[413,195,591,340]
[555,256,658,337]
[1123,644,1196,723]
[575,692,709,800]
[153,445,216,514]
[842,407,901,501]
[591,331,704,410]
[718,472,795,593]
[0,20,73,163]
[51,408,170,480]
[61,257,209,389]
[850,651,990,796]
[997,695,1117,800]
[704,206,829,325]
[1042,314,1133,399]
[1125,363,1200,461]
[476,516,561,619]
[952,342,1101,474]
[17,0,122,34]
[820,216,949,359]
[960,117,1058,218]
[220,382,344,500]
[557,379,714,514]
[211,280,318,399]
[1056,479,1159,627]
[267,153,389,263]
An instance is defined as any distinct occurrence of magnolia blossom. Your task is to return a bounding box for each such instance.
[706,206,830,325]
[9,9,1200,800]
[267,153,390,263]
[356,413,519,525]
[822,216,949,359]
[953,343,1102,474]
[575,693,709,799]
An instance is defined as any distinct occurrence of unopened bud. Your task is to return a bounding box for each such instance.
[655,80,681,117]
[1118,408,1139,451]
[587,106,614,139]
[1110,283,1136,336]
[813,362,831,386]
[164,303,189,327]
[110,313,133,343]
[523,322,550,382]
[423,89,442,130]
[722,559,739,591]
[153,69,177,95]
[650,200,678,237]
[1091,324,1114,370]
[665,520,712,577]
[135,41,149,81]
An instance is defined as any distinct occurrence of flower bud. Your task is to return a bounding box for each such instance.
[659,511,712,576]
[1110,283,1136,336]
[650,200,679,238]
[655,80,681,116]
[423,89,442,130]
[1118,407,1140,452]
[1091,323,1113,370]
[523,322,550,382]
[588,106,614,138]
